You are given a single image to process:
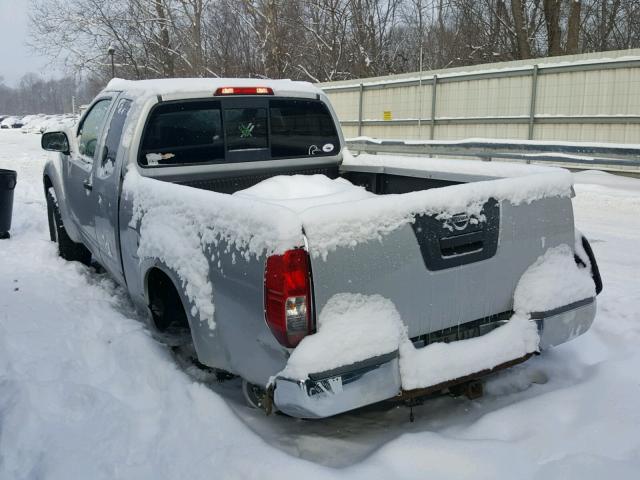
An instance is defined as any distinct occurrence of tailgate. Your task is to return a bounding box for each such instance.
[303,195,574,339]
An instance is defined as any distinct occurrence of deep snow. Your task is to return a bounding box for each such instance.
[1,131,639,479]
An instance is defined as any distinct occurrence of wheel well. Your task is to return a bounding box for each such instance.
[146,268,190,333]
[43,175,52,194]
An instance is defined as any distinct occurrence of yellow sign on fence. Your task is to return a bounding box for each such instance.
[383,111,392,121]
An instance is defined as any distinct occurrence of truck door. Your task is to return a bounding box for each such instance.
[91,98,132,284]
[64,97,113,255]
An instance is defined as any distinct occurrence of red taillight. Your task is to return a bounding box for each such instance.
[214,86,273,96]
[264,248,312,348]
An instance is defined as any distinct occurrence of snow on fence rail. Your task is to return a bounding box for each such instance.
[345,137,640,173]
[320,49,640,144]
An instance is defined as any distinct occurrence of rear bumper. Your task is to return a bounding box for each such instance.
[274,354,401,419]
[273,298,596,419]
[534,297,596,348]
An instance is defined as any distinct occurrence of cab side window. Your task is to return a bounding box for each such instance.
[78,99,112,161]
[98,99,132,178]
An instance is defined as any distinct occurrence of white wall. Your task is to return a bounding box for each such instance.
[320,49,640,144]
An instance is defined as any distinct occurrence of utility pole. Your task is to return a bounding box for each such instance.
[108,44,116,78]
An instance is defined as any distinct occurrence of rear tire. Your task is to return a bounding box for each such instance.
[46,189,91,265]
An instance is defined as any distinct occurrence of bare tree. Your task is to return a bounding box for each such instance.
[27,0,640,87]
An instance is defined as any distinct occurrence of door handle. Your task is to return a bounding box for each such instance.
[83,179,93,191]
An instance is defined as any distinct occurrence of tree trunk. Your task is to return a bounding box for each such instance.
[543,0,563,56]
[511,0,532,59]
[565,0,581,54]
[155,0,175,77]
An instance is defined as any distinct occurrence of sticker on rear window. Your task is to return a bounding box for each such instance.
[239,122,255,138]
[322,143,334,153]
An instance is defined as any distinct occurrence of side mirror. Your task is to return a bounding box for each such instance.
[41,131,70,155]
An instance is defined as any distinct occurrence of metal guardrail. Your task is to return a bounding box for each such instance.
[345,138,640,173]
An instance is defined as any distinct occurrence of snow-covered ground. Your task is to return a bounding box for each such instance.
[1,129,639,479]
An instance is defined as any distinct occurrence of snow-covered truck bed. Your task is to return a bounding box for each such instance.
[40,78,602,419]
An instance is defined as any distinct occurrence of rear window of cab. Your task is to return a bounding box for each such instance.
[139,98,340,167]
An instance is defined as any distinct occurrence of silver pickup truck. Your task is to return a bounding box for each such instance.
[41,78,602,419]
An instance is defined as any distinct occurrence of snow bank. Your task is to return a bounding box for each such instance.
[233,174,374,212]
[399,315,539,390]
[278,293,405,380]
[123,169,303,327]
[514,245,595,314]
[4,129,640,476]
[301,165,573,259]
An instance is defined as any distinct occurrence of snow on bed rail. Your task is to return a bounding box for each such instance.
[123,169,304,328]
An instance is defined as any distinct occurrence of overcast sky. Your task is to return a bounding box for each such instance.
[0,0,62,86]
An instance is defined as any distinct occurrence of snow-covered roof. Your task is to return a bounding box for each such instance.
[105,77,321,99]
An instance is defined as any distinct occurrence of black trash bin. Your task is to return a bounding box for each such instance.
[0,169,17,239]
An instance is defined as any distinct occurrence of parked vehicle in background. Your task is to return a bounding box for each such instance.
[20,114,46,134]
[1,116,24,129]
[40,78,602,419]
[13,114,79,134]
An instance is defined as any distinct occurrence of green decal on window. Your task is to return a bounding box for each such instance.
[239,123,255,138]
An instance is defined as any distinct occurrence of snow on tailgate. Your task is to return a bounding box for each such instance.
[231,165,573,260]
[300,168,574,259]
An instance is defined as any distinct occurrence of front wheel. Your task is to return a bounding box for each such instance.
[46,189,91,265]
